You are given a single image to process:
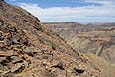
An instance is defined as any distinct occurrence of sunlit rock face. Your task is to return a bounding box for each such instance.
[0,1,115,77]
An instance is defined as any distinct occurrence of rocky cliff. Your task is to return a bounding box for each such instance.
[43,22,115,64]
[68,29,115,64]
[0,1,115,77]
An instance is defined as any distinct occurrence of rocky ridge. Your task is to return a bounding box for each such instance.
[0,1,115,77]
[43,21,115,64]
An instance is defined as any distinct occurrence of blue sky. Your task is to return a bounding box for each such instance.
[6,0,115,23]
[6,0,102,8]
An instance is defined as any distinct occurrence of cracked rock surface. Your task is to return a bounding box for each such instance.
[0,1,115,77]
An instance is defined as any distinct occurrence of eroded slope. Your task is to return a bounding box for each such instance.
[0,1,115,77]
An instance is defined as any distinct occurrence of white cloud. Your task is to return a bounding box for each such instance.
[84,0,114,4]
[19,0,115,22]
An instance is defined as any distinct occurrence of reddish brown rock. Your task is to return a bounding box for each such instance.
[0,1,115,77]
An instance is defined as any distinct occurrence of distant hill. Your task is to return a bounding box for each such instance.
[69,30,115,64]
[43,22,115,40]
[43,22,115,64]
[86,22,115,27]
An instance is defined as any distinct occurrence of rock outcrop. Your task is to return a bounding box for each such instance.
[43,21,115,64]
[69,30,115,64]
[0,1,115,77]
